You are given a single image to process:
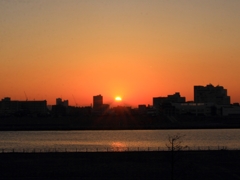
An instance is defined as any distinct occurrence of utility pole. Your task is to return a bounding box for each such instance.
[24,91,28,101]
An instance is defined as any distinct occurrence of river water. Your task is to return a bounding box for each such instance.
[0,129,239,152]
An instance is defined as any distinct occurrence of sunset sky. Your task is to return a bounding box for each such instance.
[1,0,240,107]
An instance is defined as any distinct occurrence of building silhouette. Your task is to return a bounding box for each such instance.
[56,98,69,107]
[93,94,103,110]
[51,98,69,116]
[153,92,186,109]
[171,102,215,116]
[194,84,230,105]
[0,97,47,115]
[92,94,110,114]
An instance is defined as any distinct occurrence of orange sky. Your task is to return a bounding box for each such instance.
[1,0,240,107]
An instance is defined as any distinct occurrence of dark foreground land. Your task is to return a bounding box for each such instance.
[1,151,240,180]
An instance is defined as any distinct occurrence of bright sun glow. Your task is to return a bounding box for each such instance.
[115,96,122,101]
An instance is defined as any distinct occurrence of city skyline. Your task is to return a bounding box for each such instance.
[0,83,236,107]
[1,1,240,107]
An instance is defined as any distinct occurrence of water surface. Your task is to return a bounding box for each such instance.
[0,129,239,152]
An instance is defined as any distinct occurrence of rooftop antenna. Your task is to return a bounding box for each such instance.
[24,91,28,101]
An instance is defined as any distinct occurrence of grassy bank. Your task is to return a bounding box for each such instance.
[1,151,240,179]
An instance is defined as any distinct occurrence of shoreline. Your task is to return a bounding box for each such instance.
[0,124,240,131]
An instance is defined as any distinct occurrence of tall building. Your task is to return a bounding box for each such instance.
[93,94,103,109]
[194,84,230,105]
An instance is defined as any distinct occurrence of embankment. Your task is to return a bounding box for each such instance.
[1,150,240,179]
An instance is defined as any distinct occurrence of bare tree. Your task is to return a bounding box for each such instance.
[166,134,188,180]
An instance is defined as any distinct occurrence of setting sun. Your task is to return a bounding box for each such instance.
[115,96,122,101]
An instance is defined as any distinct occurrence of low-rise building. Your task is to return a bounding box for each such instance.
[172,102,216,116]
[222,106,240,116]
[0,97,48,115]
[153,92,186,109]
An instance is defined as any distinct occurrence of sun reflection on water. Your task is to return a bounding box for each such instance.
[111,142,127,152]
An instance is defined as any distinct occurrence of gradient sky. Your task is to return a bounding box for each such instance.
[1,0,240,107]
